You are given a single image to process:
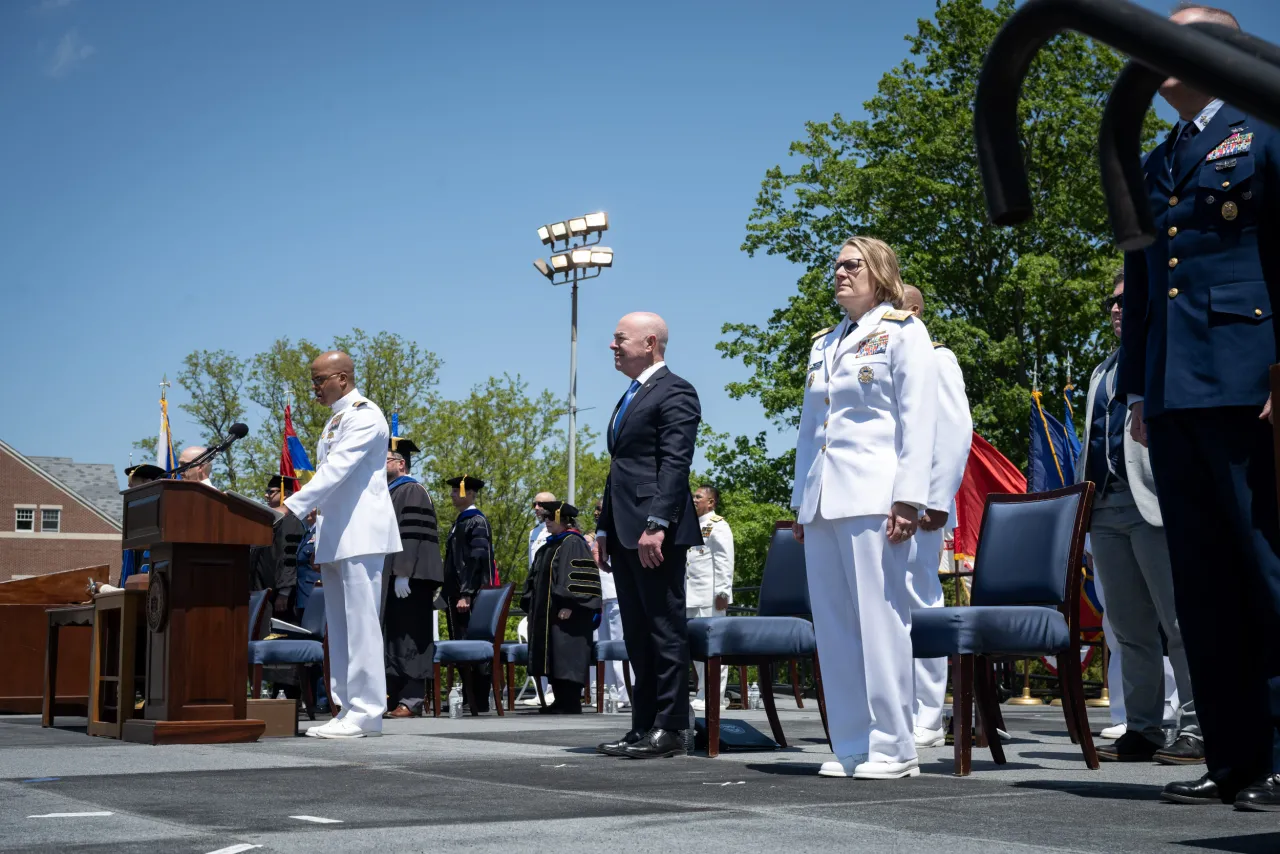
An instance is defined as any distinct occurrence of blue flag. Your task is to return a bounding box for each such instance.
[1062,384,1082,464]
[1029,390,1077,491]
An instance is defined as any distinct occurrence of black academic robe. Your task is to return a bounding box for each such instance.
[250,510,306,613]
[521,530,602,685]
[443,509,494,607]
[382,478,443,684]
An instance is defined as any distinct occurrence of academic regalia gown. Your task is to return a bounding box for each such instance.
[521,530,602,686]
[443,506,496,709]
[381,477,444,694]
[250,511,306,613]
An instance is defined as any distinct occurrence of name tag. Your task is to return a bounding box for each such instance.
[854,333,888,357]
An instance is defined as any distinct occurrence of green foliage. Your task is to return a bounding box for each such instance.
[176,349,248,488]
[720,0,1168,466]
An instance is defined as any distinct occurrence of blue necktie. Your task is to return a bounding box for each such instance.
[1170,121,1199,179]
[612,380,641,438]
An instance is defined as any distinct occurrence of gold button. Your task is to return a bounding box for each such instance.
[1169,196,1179,207]
[1222,181,1230,188]
[1169,258,1179,269]
[824,397,830,405]
[1256,309,1264,317]
[820,444,827,453]
[823,418,828,428]
[1168,288,1179,298]
[1168,226,1178,238]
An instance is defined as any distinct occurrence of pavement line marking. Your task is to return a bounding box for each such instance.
[205,846,262,854]
[28,811,114,818]
[290,815,343,824]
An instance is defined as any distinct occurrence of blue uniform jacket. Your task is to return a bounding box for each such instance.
[1118,104,1280,417]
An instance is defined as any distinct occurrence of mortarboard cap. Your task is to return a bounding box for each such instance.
[446,474,485,498]
[541,500,579,524]
[389,437,420,470]
[267,475,299,490]
[125,463,165,482]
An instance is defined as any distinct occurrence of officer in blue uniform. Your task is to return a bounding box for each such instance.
[1118,4,1280,811]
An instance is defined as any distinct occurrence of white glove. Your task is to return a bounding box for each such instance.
[394,577,411,599]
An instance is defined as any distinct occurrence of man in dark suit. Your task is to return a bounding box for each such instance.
[593,311,702,759]
[1120,4,1280,810]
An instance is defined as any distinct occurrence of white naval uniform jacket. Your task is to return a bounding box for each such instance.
[686,512,734,609]
[926,345,973,513]
[284,388,402,564]
[791,302,938,525]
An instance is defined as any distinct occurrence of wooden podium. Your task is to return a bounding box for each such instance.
[119,479,274,745]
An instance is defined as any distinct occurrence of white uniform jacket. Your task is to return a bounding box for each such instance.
[528,522,549,568]
[792,302,938,525]
[927,345,973,513]
[686,512,734,609]
[284,388,402,564]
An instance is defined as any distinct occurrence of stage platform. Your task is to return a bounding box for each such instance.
[1,705,1275,853]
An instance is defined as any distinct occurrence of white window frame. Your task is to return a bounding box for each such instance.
[14,505,36,533]
[40,506,62,534]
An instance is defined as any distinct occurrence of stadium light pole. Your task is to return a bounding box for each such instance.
[533,215,612,506]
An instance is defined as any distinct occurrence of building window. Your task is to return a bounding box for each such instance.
[15,508,34,532]
[41,508,61,533]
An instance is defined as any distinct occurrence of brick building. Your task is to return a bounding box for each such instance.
[0,439,122,583]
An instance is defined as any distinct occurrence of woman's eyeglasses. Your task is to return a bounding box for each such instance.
[834,258,866,275]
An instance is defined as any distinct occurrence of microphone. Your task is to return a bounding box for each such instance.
[227,423,249,440]
[168,424,250,479]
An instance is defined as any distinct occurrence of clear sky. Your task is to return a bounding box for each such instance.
[4,0,1279,485]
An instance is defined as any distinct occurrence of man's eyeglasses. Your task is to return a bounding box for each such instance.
[1104,294,1124,311]
[835,258,866,275]
[311,372,341,388]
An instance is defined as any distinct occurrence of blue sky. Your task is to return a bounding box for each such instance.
[3,0,1279,485]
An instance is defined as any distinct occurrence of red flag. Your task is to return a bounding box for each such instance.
[953,432,1026,563]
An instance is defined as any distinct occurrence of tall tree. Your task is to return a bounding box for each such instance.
[720,0,1169,465]
[176,349,248,489]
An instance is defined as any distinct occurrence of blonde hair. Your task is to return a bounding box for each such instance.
[838,236,905,308]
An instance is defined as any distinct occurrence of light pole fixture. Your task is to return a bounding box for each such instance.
[531,211,613,506]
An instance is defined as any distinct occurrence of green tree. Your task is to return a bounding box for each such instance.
[176,349,248,489]
[720,0,1168,466]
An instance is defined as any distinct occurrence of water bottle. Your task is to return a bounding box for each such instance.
[748,681,760,711]
[275,689,286,700]
[607,685,619,715]
[448,685,463,719]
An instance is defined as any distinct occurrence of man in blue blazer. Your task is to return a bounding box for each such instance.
[1119,4,1280,810]
[594,311,703,759]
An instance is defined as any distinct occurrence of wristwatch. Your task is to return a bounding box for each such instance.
[645,519,665,533]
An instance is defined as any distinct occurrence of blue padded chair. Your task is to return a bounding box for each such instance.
[910,483,1097,776]
[687,522,828,757]
[249,586,327,720]
[593,639,633,714]
[500,635,529,712]
[433,584,514,717]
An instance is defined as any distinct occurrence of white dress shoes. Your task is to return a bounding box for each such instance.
[914,726,946,748]
[1100,722,1128,740]
[311,719,381,739]
[853,757,920,780]
[818,754,868,778]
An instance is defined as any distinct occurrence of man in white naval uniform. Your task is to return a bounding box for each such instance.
[687,485,734,712]
[901,285,972,749]
[285,350,402,739]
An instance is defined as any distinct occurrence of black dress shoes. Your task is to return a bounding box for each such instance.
[1153,735,1206,766]
[621,728,684,759]
[597,729,645,756]
[1161,773,1235,805]
[1098,731,1160,762]
[1234,775,1280,812]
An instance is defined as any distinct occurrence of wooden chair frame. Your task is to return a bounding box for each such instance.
[704,654,829,758]
[950,484,1098,776]
[593,659,635,714]
[432,585,513,717]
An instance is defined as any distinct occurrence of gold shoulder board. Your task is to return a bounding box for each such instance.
[882,309,912,322]
[810,326,835,340]
[710,514,724,523]
[932,341,947,349]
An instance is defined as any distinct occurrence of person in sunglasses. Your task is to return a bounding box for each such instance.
[1083,271,1201,767]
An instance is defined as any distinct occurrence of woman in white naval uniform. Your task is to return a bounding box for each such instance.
[792,236,938,780]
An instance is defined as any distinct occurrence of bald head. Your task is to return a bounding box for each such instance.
[311,350,356,406]
[611,312,669,380]
[533,491,557,522]
[178,446,211,482]
[902,285,924,318]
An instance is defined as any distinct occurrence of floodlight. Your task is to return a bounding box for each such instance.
[537,225,553,245]
[584,212,608,231]
[567,217,589,236]
[533,258,554,279]
[589,247,614,267]
[550,252,573,271]
[549,221,569,240]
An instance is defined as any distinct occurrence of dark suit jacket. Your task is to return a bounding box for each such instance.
[598,365,703,550]
[1119,104,1280,418]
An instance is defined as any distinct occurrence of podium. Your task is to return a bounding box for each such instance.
[119,479,274,745]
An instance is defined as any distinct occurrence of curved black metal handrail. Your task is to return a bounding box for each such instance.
[1099,22,1280,251]
[975,0,1280,227]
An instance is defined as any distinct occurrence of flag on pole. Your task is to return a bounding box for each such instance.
[391,410,399,439]
[1062,384,1083,464]
[158,386,178,475]
[281,404,314,477]
[1029,390,1078,490]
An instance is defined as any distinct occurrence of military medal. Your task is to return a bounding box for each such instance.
[1222,201,1239,221]
[858,365,874,384]
[807,373,816,388]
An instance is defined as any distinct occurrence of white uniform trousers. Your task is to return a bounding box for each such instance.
[804,514,917,764]
[906,527,947,732]
[321,555,387,731]
[595,599,630,704]
[687,605,729,706]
